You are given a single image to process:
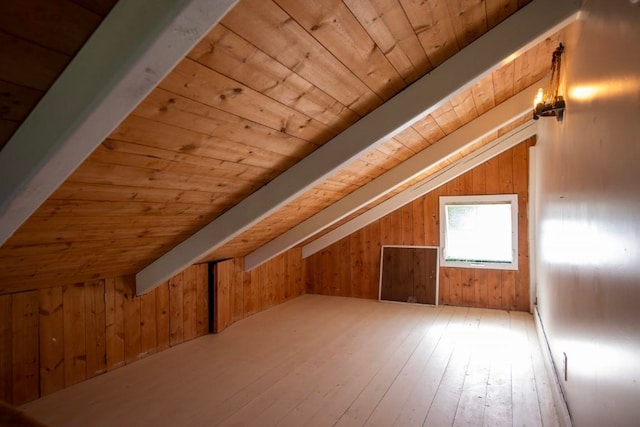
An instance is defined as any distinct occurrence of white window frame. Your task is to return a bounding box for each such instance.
[439,194,518,270]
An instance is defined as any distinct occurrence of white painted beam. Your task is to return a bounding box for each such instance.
[0,0,238,246]
[303,120,538,258]
[246,83,540,270]
[136,0,581,294]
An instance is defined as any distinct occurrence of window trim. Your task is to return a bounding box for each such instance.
[439,194,519,271]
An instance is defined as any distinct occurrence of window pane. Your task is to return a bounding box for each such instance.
[445,203,513,263]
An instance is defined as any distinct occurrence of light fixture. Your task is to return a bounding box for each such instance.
[533,43,566,122]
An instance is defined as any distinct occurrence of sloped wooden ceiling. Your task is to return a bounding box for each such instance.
[0,0,561,294]
[0,0,119,150]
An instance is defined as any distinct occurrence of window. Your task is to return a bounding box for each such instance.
[439,194,518,270]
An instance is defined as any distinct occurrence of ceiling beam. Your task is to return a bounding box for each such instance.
[302,119,538,258]
[245,83,540,270]
[136,0,581,294]
[0,0,239,247]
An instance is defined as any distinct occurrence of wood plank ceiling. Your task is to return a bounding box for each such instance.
[0,0,563,294]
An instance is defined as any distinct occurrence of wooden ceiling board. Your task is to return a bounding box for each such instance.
[191,25,360,129]
[343,0,432,84]
[0,0,564,293]
[221,0,382,116]
[0,0,117,150]
[0,0,102,56]
[274,0,406,98]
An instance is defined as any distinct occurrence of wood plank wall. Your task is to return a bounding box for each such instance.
[305,138,534,312]
[0,264,208,406]
[214,248,305,332]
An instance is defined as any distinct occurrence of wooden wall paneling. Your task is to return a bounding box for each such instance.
[401,204,413,245]
[195,263,209,336]
[329,244,342,296]
[62,284,86,387]
[11,291,39,404]
[84,280,106,379]
[349,229,365,299]
[265,260,277,310]
[424,192,438,247]
[182,266,198,342]
[105,277,124,370]
[304,251,316,294]
[118,276,140,363]
[214,260,232,333]
[304,141,532,311]
[412,200,426,245]
[365,222,382,299]
[276,255,286,303]
[380,214,393,245]
[440,267,451,306]
[244,267,261,317]
[283,251,293,300]
[389,208,403,246]
[232,259,245,324]
[262,262,275,311]
[320,249,333,296]
[155,281,170,352]
[168,273,184,346]
[513,140,531,311]
[0,294,11,403]
[338,239,352,297]
[449,267,463,306]
[37,287,64,397]
[139,289,157,357]
[292,251,301,299]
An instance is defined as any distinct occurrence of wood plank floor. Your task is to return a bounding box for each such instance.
[21,295,561,427]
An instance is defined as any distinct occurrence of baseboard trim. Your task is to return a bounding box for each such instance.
[534,306,573,427]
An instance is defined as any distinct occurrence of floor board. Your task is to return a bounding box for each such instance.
[21,295,560,426]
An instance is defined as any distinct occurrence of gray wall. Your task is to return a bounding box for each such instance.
[534,1,640,425]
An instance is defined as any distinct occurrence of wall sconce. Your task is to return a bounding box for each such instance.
[533,43,566,122]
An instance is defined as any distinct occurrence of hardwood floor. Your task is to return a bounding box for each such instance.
[21,295,562,426]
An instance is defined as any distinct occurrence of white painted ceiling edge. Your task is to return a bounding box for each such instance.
[0,0,239,246]
[245,82,541,270]
[136,0,582,294]
[302,119,538,259]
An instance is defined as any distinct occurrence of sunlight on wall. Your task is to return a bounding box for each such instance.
[568,77,640,102]
[540,218,629,266]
